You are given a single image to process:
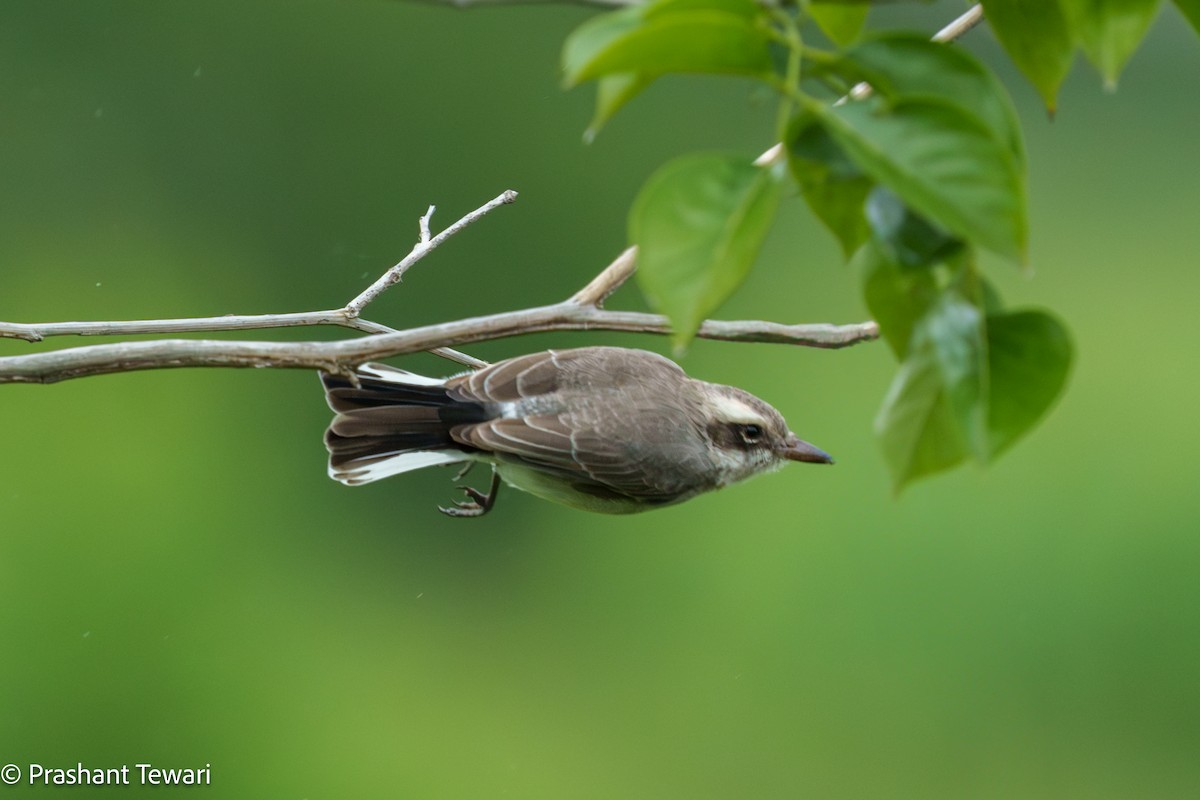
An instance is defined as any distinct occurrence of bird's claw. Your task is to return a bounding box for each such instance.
[437,486,491,517]
[437,468,501,518]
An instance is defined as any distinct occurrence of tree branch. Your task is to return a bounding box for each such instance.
[0,304,878,384]
[1,193,521,369]
[0,192,878,385]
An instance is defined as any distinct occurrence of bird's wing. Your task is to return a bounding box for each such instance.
[446,347,685,405]
[446,348,700,501]
[447,350,563,404]
[453,415,682,500]
[453,415,583,473]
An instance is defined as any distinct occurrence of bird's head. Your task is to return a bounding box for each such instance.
[698,383,833,486]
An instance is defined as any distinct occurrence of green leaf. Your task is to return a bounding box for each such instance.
[986,310,1073,456]
[564,0,771,135]
[808,3,870,46]
[585,73,655,142]
[631,154,784,350]
[865,186,963,270]
[1060,0,1163,87]
[577,14,772,83]
[856,241,938,358]
[808,97,1027,263]
[874,290,1073,489]
[563,6,644,87]
[979,0,1076,112]
[875,290,989,488]
[1177,0,1200,34]
[841,33,1025,161]
[874,331,970,490]
[867,243,1072,488]
[563,1,772,86]
[788,115,873,258]
[920,290,989,460]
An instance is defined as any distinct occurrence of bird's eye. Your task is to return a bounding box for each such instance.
[740,423,764,444]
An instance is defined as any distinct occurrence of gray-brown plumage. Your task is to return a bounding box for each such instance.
[321,346,832,516]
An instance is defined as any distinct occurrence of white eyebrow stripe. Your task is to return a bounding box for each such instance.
[709,394,769,426]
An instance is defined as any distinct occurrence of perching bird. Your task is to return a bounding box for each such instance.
[320,346,832,517]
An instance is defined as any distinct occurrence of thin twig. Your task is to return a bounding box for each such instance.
[344,189,518,317]
[0,188,878,384]
[418,205,435,245]
[754,3,986,168]
[0,194,519,369]
[341,317,488,368]
[569,246,638,307]
[0,311,351,343]
[933,4,985,43]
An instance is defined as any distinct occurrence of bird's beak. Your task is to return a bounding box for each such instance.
[780,434,834,465]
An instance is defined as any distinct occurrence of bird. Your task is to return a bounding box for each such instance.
[320,346,832,517]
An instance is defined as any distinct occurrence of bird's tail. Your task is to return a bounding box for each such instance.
[320,363,486,486]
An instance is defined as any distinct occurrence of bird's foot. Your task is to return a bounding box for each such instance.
[438,468,501,518]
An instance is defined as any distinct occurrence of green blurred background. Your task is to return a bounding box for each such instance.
[2,1,1199,797]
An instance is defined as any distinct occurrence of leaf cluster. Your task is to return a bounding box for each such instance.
[562,0,1192,488]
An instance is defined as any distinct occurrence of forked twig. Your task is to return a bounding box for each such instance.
[0,193,878,385]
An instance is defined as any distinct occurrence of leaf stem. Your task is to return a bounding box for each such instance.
[770,8,805,142]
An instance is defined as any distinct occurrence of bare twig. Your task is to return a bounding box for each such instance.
[0,194,519,369]
[418,205,434,245]
[0,302,878,384]
[933,4,985,43]
[569,246,638,307]
[345,190,518,317]
[754,3,986,168]
[0,311,352,343]
[0,188,878,385]
[0,310,487,369]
